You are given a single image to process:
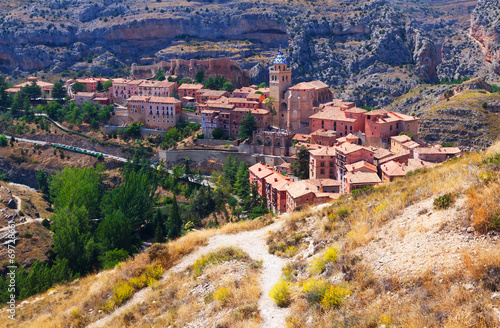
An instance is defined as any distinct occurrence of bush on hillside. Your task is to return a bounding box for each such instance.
[433,193,454,210]
[270,279,291,307]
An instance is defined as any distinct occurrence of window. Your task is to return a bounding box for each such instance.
[330,162,334,167]
[320,162,325,167]
[320,169,324,175]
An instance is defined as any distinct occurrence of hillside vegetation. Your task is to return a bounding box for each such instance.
[388,78,500,148]
[4,141,500,327]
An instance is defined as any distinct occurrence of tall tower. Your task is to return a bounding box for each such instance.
[269,51,292,129]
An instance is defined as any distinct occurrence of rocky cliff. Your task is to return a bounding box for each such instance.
[0,0,498,107]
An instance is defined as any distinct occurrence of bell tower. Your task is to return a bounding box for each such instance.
[269,50,292,128]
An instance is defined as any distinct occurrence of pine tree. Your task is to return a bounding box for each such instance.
[36,170,51,197]
[97,209,132,253]
[239,112,257,140]
[291,145,310,179]
[51,81,67,101]
[52,206,95,274]
[167,196,182,240]
[0,75,11,111]
[11,92,24,113]
[153,209,166,243]
[234,161,250,198]
[223,155,236,187]
[96,80,103,92]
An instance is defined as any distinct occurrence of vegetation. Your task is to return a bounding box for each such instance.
[221,154,269,220]
[212,127,224,139]
[399,131,414,140]
[37,100,114,128]
[0,75,12,111]
[439,76,470,85]
[291,145,310,179]
[0,134,7,147]
[51,82,67,101]
[433,193,454,209]
[270,279,291,307]
[238,111,257,140]
[71,82,87,94]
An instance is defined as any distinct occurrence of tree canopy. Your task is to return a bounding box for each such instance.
[71,82,87,94]
[239,111,257,140]
[291,145,310,179]
[51,82,67,100]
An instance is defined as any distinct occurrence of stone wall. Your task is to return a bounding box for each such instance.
[103,125,167,137]
[131,57,251,87]
[194,139,237,147]
[180,110,201,124]
[158,149,288,172]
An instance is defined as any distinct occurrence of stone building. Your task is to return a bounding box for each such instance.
[252,130,295,157]
[269,51,292,126]
[364,109,419,147]
[309,147,336,180]
[127,96,182,130]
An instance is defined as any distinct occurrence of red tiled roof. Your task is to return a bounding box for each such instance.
[289,80,329,91]
[179,83,204,90]
[381,161,406,177]
[149,97,181,104]
[346,172,381,184]
[249,163,274,179]
[345,161,377,173]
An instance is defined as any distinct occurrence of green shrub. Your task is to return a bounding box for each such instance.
[282,263,297,281]
[270,279,291,307]
[192,247,249,277]
[0,134,7,147]
[433,193,454,210]
[100,249,129,269]
[308,257,326,275]
[302,278,328,303]
[490,212,500,231]
[483,153,500,165]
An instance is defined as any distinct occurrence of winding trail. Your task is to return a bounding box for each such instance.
[89,219,290,328]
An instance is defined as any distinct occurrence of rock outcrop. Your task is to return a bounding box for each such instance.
[470,0,500,74]
[0,0,446,106]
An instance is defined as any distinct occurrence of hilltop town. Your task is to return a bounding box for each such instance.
[1,1,500,327]
[3,51,462,216]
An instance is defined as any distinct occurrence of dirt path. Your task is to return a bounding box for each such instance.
[13,195,21,212]
[89,220,290,328]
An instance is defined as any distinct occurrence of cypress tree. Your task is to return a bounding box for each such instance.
[235,161,250,198]
[167,196,182,240]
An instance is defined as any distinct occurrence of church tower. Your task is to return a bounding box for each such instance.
[269,51,292,128]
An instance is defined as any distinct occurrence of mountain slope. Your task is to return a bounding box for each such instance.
[5,142,500,327]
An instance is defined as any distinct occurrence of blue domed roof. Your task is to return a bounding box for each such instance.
[274,51,287,64]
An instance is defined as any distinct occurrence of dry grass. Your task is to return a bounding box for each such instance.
[277,142,500,327]
[0,216,274,327]
[217,215,274,234]
[104,247,262,327]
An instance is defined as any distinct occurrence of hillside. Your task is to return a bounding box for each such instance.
[387,77,500,148]
[0,0,492,107]
[5,142,500,327]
